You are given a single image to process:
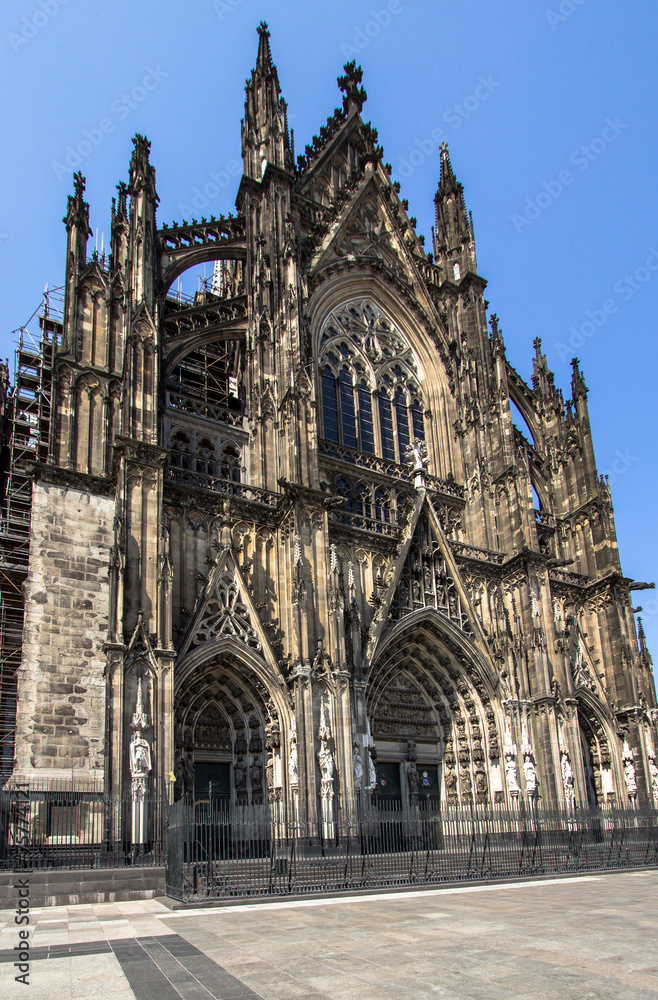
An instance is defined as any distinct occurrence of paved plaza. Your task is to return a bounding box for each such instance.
[0,870,657,999]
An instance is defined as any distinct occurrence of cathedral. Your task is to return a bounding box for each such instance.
[4,23,658,839]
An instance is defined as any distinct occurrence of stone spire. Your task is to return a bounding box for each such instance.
[64,171,90,271]
[242,21,293,179]
[433,142,476,280]
[63,171,91,348]
[571,356,588,400]
[127,134,158,307]
[531,337,559,401]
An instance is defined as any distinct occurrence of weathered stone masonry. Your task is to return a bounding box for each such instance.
[14,484,112,779]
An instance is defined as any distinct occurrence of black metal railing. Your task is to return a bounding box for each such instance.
[0,784,165,870]
[166,800,658,903]
[1,787,656,897]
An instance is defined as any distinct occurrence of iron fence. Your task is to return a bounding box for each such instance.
[1,786,656,900]
[0,783,164,870]
[166,799,658,903]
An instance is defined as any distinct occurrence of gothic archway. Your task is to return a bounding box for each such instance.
[366,610,503,809]
[174,639,291,808]
[576,697,614,808]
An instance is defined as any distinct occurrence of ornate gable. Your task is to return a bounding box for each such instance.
[177,544,275,664]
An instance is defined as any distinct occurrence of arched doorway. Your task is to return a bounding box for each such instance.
[366,611,502,810]
[174,641,290,810]
[576,700,613,808]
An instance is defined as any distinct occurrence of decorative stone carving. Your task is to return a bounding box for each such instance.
[622,739,637,798]
[558,722,575,805]
[192,568,261,650]
[129,676,152,846]
[405,438,428,473]
[504,725,520,797]
[352,736,364,789]
[647,747,658,803]
[288,716,298,788]
[521,721,537,798]
[317,698,335,839]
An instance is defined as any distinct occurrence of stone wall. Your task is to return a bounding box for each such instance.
[13,482,113,785]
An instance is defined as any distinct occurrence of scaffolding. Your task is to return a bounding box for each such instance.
[0,287,60,779]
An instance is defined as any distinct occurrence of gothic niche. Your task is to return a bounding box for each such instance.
[392,512,472,634]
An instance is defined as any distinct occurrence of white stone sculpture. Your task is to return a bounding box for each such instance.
[622,739,637,798]
[503,724,520,796]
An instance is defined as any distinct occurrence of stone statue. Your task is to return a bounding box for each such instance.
[405,437,428,472]
[234,755,247,793]
[288,740,298,787]
[318,742,334,781]
[288,716,298,787]
[622,740,637,797]
[504,725,520,795]
[352,740,364,788]
[523,756,537,795]
[521,722,537,796]
[561,750,574,799]
[648,748,658,803]
[129,733,151,780]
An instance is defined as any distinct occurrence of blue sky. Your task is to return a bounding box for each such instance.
[1,0,657,669]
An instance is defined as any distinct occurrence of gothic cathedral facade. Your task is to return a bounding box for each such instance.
[9,24,658,827]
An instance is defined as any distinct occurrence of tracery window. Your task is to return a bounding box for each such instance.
[322,470,398,533]
[168,428,242,485]
[319,299,425,465]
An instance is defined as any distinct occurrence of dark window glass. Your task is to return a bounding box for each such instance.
[355,482,371,522]
[396,387,410,459]
[340,370,358,449]
[411,399,425,440]
[358,383,375,454]
[322,368,339,443]
[379,394,395,461]
[336,477,352,511]
[374,487,390,524]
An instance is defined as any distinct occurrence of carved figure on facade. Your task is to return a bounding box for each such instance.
[622,739,637,798]
[288,715,299,788]
[504,725,520,796]
[647,747,658,803]
[521,721,537,798]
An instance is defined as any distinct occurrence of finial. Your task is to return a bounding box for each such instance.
[571,356,588,397]
[131,133,151,171]
[337,61,367,112]
[73,171,85,199]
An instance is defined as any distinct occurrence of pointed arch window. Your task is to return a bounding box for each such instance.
[195,437,216,477]
[321,367,340,444]
[411,398,425,441]
[220,443,241,483]
[357,380,375,454]
[395,386,411,458]
[378,393,395,461]
[319,299,428,468]
[170,429,192,470]
[339,369,358,449]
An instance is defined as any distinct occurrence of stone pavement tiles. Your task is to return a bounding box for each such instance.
[0,871,657,999]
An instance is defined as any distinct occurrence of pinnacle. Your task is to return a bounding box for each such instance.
[256,20,274,74]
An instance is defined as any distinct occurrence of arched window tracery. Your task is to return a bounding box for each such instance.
[168,428,242,487]
[319,299,426,465]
